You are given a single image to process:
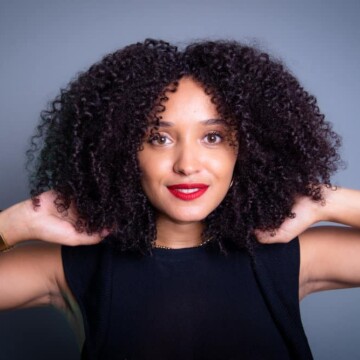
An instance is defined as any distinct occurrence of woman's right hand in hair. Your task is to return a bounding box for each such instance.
[0,190,109,247]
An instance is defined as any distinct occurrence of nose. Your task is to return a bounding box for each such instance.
[173,142,201,176]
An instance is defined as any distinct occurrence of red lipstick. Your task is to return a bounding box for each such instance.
[167,183,209,201]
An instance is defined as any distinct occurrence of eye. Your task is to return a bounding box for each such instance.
[203,131,223,144]
[148,133,172,146]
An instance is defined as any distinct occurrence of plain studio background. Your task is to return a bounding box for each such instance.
[0,0,359,359]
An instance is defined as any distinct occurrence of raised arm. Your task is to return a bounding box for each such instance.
[299,187,360,299]
[255,186,360,299]
[0,191,107,311]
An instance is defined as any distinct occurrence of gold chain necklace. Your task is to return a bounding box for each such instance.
[153,237,212,250]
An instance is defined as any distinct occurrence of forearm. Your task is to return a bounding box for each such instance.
[256,185,360,244]
[1,191,107,250]
[299,187,360,295]
[0,200,36,248]
[321,186,360,228]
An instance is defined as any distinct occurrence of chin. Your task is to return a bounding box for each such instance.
[167,210,211,224]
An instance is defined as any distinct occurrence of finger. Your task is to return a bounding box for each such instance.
[73,226,113,246]
[99,228,111,238]
[254,229,275,244]
[254,229,291,244]
[64,231,105,246]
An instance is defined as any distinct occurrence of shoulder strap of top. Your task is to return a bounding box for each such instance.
[251,237,313,360]
[62,242,114,360]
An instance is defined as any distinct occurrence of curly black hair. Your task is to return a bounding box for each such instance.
[27,38,342,253]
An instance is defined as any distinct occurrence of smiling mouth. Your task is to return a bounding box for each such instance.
[167,184,209,201]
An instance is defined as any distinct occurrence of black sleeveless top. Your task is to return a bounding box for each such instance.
[62,239,313,360]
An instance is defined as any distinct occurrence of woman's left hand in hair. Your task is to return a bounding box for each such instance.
[254,185,360,244]
[254,193,323,244]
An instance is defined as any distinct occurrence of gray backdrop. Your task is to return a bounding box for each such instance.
[0,0,359,359]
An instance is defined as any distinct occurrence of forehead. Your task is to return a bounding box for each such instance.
[160,77,219,122]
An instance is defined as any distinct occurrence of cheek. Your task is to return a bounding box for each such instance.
[209,156,237,181]
[139,173,156,206]
[138,157,172,193]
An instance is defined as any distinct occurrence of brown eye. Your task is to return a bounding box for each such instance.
[204,132,223,144]
[149,133,171,146]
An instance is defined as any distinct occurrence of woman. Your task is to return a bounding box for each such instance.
[0,39,360,359]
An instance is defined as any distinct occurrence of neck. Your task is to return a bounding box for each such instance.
[155,216,205,249]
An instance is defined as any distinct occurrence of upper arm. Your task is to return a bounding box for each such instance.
[0,242,71,311]
[299,226,360,299]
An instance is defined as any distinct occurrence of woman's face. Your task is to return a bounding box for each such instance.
[137,77,238,224]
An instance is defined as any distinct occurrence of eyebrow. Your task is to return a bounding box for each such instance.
[200,118,227,126]
[155,118,227,127]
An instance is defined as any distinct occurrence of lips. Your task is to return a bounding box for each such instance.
[167,183,209,201]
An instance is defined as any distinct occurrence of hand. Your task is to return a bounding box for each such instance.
[0,190,109,247]
[254,195,322,244]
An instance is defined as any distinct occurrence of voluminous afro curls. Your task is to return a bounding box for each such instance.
[27,38,342,253]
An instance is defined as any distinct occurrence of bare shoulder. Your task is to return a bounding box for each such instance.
[0,242,73,310]
[298,226,360,300]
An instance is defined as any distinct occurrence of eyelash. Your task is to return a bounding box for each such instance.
[147,131,224,146]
